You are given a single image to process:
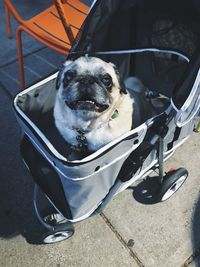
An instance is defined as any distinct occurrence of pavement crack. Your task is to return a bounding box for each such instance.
[100,212,144,267]
[182,247,200,266]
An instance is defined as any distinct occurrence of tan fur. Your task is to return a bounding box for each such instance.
[54,57,134,151]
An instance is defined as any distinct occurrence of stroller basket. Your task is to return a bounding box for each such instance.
[14,47,199,221]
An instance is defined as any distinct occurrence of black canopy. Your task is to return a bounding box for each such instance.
[70,0,200,108]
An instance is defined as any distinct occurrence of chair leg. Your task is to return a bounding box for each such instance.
[16,27,25,90]
[5,4,12,38]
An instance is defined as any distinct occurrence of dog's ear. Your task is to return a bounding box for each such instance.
[119,81,127,95]
[109,62,127,94]
[56,60,73,90]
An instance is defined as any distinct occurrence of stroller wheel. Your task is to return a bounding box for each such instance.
[41,214,74,244]
[42,227,74,244]
[159,168,188,201]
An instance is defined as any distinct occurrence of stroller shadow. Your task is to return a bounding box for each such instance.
[0,94,46,245]
[0,142,46,244]
[130,175,200,266]
[129,175,161,204]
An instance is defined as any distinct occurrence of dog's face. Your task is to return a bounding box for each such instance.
[56,56,126,120]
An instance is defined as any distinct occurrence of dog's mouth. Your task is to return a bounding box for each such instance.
[66,99,109,112]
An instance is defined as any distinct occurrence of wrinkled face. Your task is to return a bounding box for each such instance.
[56,56,125,119]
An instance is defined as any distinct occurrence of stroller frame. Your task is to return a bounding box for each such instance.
[14,47,196,243]
[13,0,200,243]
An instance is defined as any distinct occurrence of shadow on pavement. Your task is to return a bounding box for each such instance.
[130,172,200,266]
[0,88,46,244]
[128,175,161,204]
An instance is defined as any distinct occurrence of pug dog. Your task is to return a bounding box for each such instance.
[54,56,134,153]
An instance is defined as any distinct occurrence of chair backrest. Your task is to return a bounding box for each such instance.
[53,0,75,45]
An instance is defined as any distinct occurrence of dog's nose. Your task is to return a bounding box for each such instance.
[78,76,96,85]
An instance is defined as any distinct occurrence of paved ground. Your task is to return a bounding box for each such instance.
[0,1,200,267]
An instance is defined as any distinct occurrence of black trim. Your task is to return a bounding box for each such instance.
[20,135,73,220]
[117,113,170,182]
[118,141,154,182]
[172,46,200,108]
[167,126,181,150]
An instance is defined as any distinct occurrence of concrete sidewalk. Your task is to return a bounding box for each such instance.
[0,1,200,266]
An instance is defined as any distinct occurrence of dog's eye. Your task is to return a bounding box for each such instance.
[63,70,76,85]
[101,74,112,88]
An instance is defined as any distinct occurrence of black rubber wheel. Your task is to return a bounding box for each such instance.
[42,227,74,244]
[41,213,74,244]
[159,168,188,202]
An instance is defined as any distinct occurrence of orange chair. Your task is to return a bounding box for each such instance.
[5,0,89,89]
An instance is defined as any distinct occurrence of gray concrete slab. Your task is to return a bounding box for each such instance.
[103,133,200,267]
[0,216,140,267]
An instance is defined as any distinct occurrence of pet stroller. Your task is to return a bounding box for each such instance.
[13,0,200,243]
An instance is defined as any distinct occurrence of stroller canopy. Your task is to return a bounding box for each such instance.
[71,0,200,111]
